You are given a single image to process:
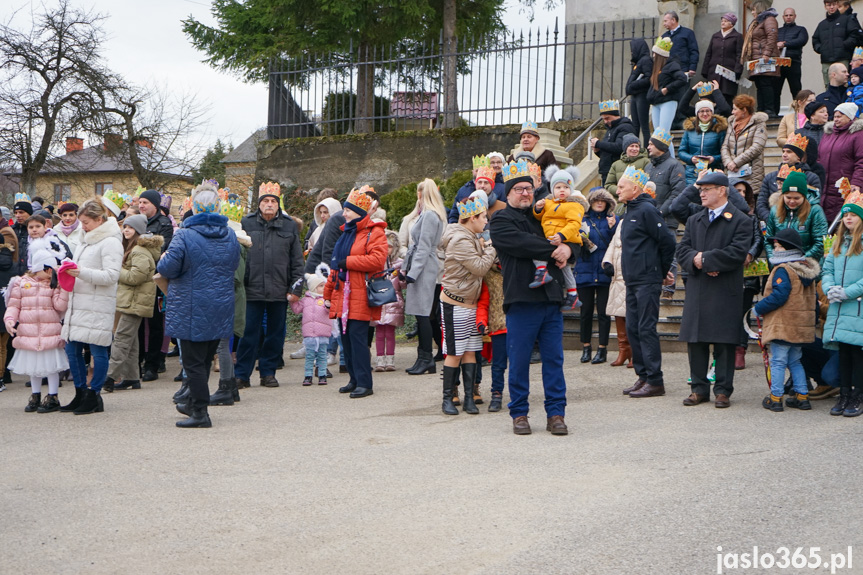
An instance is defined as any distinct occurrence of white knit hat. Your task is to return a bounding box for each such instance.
[835,102,859,120]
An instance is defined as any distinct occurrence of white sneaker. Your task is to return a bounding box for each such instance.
[327,353,337,366]
[0,383,5,392]
[289,346,306,360]
[707,360,716,383]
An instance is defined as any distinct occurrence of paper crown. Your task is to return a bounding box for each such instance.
[103,189,125,211]
[193,194,221,214]
[653,36,673,57]
[472,155,491,169]
[836,177,853,199]
[218,187,230,201]
[259,181,281,198]
[855,46,863,60]
[520,121,539,136]
[777,164,804,180]
[475,166,495,183]
[650,127,673,147]
[695,159,709,172]
[134,186,145,198]
[457,196,488,219]
[696,83,715,97]
[528,162,541,179]
[842,190,863,218]
[160,193,172,209]
[503,159,532,182]
[345,185,375,214]
[784,132,809,153]
[598,99,620,113]
[14,192,31,205]
[620,165,649,188]
[220,198,246,222]
[182,197,193,214]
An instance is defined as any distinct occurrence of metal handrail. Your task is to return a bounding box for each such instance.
[565,94,632,153]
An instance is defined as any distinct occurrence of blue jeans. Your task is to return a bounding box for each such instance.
[505,302,566,418]
[235,301,288,380]
[303,337,329,377]
[65,341,109,393]
[650,100,678,135]
[491,333,508,394]
[770,342,807,397]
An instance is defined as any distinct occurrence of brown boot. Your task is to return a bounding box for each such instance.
[734,346,746,370]
[611,317,632,367]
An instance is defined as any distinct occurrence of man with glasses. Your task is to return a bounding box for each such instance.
[489,159,578,436]
[676,171,752,408]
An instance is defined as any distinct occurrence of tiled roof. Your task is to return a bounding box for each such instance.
[15,143,193,179]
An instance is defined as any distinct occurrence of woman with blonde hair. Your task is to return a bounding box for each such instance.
[400,178,447,375]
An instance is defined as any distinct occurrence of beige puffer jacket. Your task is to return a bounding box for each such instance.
[602,221,626,318]
[439,223,496,309]
[721,111,769,193]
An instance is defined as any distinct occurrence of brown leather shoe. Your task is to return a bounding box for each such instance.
[623,379,646,395]
[715,394,731,408]
[629,383,665,398]
[683,393,709,406]
[260,375,279,388]
[513,416,531,435]
[546,415,568,435]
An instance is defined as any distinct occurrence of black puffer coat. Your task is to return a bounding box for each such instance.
[647,57,687,106]
[242,210,305,301]
[813,10,862,63]
[619,193,676,287]
[596,117,637,177]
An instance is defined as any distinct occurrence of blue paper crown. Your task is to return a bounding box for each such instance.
[598,99,620,113]
[855,46,863,60]
[503,159,532,182]
[520,121,539,135]
[651,127,673,147]
[193,199,221,214]
[620,166,649,188]
[457,197,488,219]
[696,83,715,97]
[14,192,31,204]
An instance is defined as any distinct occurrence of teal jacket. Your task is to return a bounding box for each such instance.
[765,202,829,263]
[821,236,863,348]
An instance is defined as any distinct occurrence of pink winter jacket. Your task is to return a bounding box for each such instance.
[375,258,406,327]
[290,292,332,338]
[4,275,69,351]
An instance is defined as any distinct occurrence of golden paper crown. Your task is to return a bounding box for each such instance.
[472,155,491,169]
[258,181,281,198]
[855,46,863,60]
[777,164,804,180]
[784,132,809,153]
[842,190,863,218]
[503,159,531,182]
[14,191,31,205]
[457,196,488,219]
[520,121,539,136]
[218,187,230,201]
[345,185,375,214]
[528,162,541,179]
[696,83,715,97]
[134,186,145,198]
[650,127,673,147]
[182,197,193,214]
[836,177,853,199]
[475,166,495,183]
[598,99,620,113]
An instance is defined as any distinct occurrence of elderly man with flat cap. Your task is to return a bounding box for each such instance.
[676,170,753,408]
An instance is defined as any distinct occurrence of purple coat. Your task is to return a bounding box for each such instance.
[291,292,332,338]
[820,118,863,222]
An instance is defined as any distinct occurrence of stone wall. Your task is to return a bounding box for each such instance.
[254,121,591,198]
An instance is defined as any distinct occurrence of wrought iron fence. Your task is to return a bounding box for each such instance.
[267,17,658,139]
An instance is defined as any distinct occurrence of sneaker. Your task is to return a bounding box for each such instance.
[318,377,327,385]
[830,395,850,416]
[660,290,674,301]
[528,267,552,289]
[302,376,313,386]
[0,383,5,392]
[843,395,863,417]
[707,361,716,383]
[560,292,581,311]
[762,395,784,412]
[327,353,337,366]
[785,394,812,410]
[289,346,306,360]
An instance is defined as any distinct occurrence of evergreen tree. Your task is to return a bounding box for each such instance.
[192,139,232,187]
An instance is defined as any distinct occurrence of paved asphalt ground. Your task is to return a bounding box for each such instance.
[1,346,862,575]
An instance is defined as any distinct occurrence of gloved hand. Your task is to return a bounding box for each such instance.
[476,322,487,335]
[828,286,848,303]
[404,275,415,284]
[602,262,614,277]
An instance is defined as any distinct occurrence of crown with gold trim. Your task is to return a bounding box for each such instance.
[598,99,620,114]
[696,83,715,97]
[14,192,31,205]
[475,166,495,184]
[653,36,673,58]
[103,189,125,211]
[134,186,145,198]
[345,185,375,215]
[650,127,673,147]
[528,161,541,180]
[836,177,853,199]
[258,181,281,199]
[777,164,804,180]
[503,159,531,182]
[182,197,193,214]
[842,190,863,218]
[520,121,539,137]
[472,155,491,169]
[218,187,230,202]
[855,46,863,60]
[457,196,488,219]
[620,166,649,188]
[783,132,809,154]
[220,197,246,222]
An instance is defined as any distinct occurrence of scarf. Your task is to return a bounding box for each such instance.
[699,121,711,132]
[769,248,805,266]
[330,218,359,281]
[60,219,80,236]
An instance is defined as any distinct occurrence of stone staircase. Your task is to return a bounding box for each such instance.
[562,117,782,352]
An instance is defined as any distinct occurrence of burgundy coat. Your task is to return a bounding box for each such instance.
[819,118,863,222]
[702,29,744,96]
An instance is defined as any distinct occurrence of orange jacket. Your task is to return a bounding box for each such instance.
[324,215,388,323]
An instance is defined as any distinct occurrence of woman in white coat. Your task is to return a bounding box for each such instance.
[602,222,632,368]
[59,199,124,415]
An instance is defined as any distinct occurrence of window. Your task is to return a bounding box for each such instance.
[94,182,113,196]
[53,184,71,204]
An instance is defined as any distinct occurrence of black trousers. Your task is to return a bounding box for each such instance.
[579,285,610,346]
[775,59,803,112]
[340,319,373,390]
[139,297,164,372]
[838,342,863,396]
[630,93,651,146]
[753,76,779,115]
[687,342,736,398]
[625,283,663,385]
[180,339,219,402]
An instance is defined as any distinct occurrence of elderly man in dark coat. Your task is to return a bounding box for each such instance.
[676,171,752,409]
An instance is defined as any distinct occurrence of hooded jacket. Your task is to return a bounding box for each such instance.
[533,192,588,244]
[819,117,863,221]
[291,291,333,338]
[813,10,862,63]
[605,149,650,196]
[721,111,769,192]
[157,212,240,342]
[575,189,617,288]
[625,39,653,97]
[754,258,820,345]
[822,235,863,348]
[440,223,496,309]
[116,234,163,318]
[745,8,780,77]
[4,275,68,352]
[620,193,676,287]
[678,115,728,184]
[645,150,687,223]
[595,117,637,176]
[0,226,17,333]
[307,197,342,252]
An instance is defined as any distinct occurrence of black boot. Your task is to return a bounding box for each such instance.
[103,377,115,393]
[441,365,459,415]
[461,362,479,415]
[591,347,607,364]
[73,389,102,415]
[173,380,190,404]
[60,387,87,412]
[830,392,851,416]
[580,346,592,363]
[405,350,423,373]
[230,378,240,402]
[488,391,503,412]
[173,369,184,382]
[406,350,436,375]
[176,399,212,428]
[25,392,41,413]
[114,379,141,390]
[37,393,61,413]
[209,378,236,406]
[405,326,418,340]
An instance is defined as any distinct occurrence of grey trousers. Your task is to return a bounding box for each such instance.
[108,313,143,382]
[217,337,234,380]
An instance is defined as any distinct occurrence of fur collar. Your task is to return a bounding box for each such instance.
[587,187,617,212]
[784,258,821,280]
[135,234,164,250]
[823,118,863,135]
[683,115,728,133]
[84,217,122,245]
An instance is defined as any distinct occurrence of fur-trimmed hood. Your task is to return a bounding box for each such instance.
[683,115,728,133]
[587,187,617,213]
[823,118,863,135]
[135,234,164,251]
[785,257,821,281]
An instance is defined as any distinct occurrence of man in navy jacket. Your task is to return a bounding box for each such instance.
[662,11,699,78]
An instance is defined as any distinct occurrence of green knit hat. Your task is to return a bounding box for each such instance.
[781,171,808,194]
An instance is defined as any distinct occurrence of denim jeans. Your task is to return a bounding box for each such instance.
[65,341,109,393]
[217,337,234,380]
[235,301,288,380]
[303,336,329,377]
[770,342,806,397]
[650,100,678,135]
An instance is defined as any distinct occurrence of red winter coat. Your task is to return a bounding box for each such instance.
[820,118,863,222]
[324,216,388,323]
[4,275,69,351]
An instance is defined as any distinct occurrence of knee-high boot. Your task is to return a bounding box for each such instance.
[441,365,459,415]
[611,316,632,367]
[461,362,479,414]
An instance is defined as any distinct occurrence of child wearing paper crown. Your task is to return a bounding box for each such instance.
[531,165,586,310]
[4,246,69,413]
[291,270,332,386]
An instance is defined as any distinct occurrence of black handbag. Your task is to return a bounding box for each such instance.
[367,271,397,307]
